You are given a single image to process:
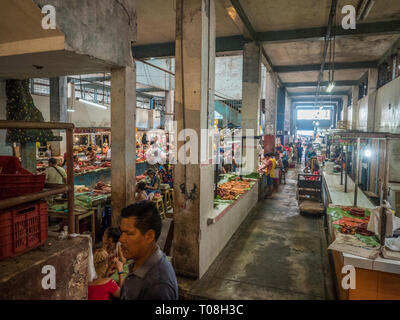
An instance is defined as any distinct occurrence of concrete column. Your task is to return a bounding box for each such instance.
[241,41,261,174]
[111,66,136,226]
[290,102,296,139]
[49,77,67,156]
[264,71,278,153]
[367,68,378,132]
[165,90,174,133]
[148,109,155,129]
[342,95,349,123]
[284,91,291,135]
[174,0,215,278]
[351,85,359,130]
[0,80,12,155]
[20,143,36,173]
[265,72,278,135]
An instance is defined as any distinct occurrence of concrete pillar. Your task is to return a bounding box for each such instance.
[174,0,215,278]
[284,91,291,135]
[148,109,155,129]
[265,72,278,135]
[49,77,67,156]
[290,101,296,139]
[264,71,277,153]
[351,85,359,130]
[367,68,378,132]
[111,66,136,226]
[342,95,349,123]
[0,80,12,155]
[242,42,261,174]
[165,90,174,133]
[20,143,36,173]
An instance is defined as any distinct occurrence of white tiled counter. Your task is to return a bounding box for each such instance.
[323,169,400,299]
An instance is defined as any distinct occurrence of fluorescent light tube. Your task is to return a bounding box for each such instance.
[326,82,335,93]
[67,109,75,112]
[78,98,108,110]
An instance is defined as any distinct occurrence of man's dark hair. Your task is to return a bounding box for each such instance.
[105,227,122,243]
[87,146,92,151]
[121,201,162,240]
[137,181,146,191]
[146,169,156,176]
[49,158,57,165]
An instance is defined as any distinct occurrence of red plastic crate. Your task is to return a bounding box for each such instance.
[0,156,45,200]
[0,201,48,260]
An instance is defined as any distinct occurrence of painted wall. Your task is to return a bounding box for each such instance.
[374,77,400,182]
[33,94,158,129]
[375,77,400,133]
[357,96,368,132]
[137,59,174,91]
[199,169,259,278]
[347,105,353,127]
[215,55,243,100]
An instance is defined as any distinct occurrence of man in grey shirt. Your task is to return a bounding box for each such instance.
[119,201,178,300]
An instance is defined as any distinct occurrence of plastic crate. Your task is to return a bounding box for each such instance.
[0,201,48,260]
[0,156,45,200]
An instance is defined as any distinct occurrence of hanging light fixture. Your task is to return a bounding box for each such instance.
[326,82,335,93]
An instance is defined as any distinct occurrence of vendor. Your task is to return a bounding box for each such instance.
[144,169,160,196]
[217,149,227,175]
[102,143,109,156]
[45,157,67,185]
[106,147,112,161]
[134,181,149,202]
[45,144,52,158]
[86,146,97,164]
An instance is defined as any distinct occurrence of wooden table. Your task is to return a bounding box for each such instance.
[48,209,95,243]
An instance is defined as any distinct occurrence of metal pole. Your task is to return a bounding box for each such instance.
[354,137,361,207]
[344,145,348,193]
[380,138,390,246]
[66,128,75,234]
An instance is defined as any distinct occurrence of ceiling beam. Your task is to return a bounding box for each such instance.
[132,19,400,59]
[283,80,357,87]
[228,0,276,76]
[288,91,349,97]
[69,76,111,83]
[133,35,247,59]
[275,61,377,73]
[137,87,166,93]
[257,20,400,43]
[293,98,341,103]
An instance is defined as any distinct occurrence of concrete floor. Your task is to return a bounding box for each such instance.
[179,166,337,300]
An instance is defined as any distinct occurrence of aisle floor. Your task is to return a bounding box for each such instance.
[180,165,337,300]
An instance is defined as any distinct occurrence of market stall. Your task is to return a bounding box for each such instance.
[323,131,400,300]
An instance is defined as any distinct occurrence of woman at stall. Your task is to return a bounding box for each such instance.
[86,146,97,164]
[102,143,109,156]
[134,181,149,202]
[145,169,161,197]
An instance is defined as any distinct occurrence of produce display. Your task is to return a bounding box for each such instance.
[136,149,146,163]
[327,206,379,246]
[217,178,253,200]
[74,161,111,173]
[93,181,111,195]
